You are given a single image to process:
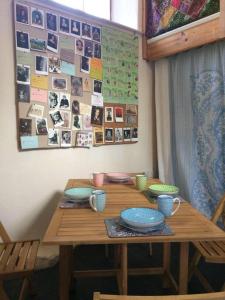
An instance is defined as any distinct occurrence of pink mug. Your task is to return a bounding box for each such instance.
[92,173,105,187]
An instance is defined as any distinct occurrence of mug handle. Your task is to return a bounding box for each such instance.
[171,197,181,216]
[89,194,97,211]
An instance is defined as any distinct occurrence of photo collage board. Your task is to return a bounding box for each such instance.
[14,0,139,150]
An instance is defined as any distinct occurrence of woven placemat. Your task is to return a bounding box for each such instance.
[142,191,185,204]
[59,197,90,209]
[104,217,173,238]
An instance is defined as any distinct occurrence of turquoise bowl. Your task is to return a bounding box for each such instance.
[64,187,94,200]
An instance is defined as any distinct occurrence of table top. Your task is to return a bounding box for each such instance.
[43,179,225,245]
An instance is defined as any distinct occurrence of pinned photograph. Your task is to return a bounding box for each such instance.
[82,23,91,39]
[46,12,57,32]
[93,80,102,95]
[131,127,138,141]
[71,19,80,36]
[60,110,71,128]
[17,65,30,84]
[49,56,61,73]
[31,7,44,29]
[48,128,59,145]
[30,38,47,52]
[92,26,101,43]
[123,128,131,141]
[49,110,64,127]
[84,40,93,58]
[83,115,92,130]
[83,77,91,92]
[115,107,124,122]
[59,92,70,110]
[81,56,90,74]
[17,84,30,102]
[105,107,113,122]
[94,127,104,145]
[59,16,70,34]
[115,128,123,143]
[61,130,72,147]
[105,128,114,143]
[71,76,83,96]
[35,55,48,75]
[76,131,93,147]
[75,38,84,56]
[72,100,80,115]
[16,31,30,51]
[47,33,59,53]
[52,77,67,90]
[19,118,32,136]
[125,114,137,125]
[48,91,59,110]
[91,106,103,126]
[94,43,101,59]
[28,104,44,118]
[15,3,29,25]
[126,104,137,115]
[36,118,48,135]
[72,115,82,130]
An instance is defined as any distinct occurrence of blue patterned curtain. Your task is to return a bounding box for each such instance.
[169,41,225,218]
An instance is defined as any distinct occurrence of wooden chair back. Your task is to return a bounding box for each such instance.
[211,193,225,226]
[0,222,11,242]
[93,291,225,300]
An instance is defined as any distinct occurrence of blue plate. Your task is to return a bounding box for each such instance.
[64,187,94,201]
[119,218,165,233]
[120,207,164,228]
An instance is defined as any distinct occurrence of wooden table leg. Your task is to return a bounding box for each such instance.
[120,244,128,295]
[178,242,189,294]
[59,245,73,300]
[162,242,171,288]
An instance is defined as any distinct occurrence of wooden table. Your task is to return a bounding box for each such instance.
[43,179,225,300]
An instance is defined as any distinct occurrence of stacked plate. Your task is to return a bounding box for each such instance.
[148,184,179,196]
[120,207,165,233]
[106,172,131,183]
[64,187,94,203]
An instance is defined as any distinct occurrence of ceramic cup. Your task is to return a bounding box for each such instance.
[89,190,106,212]
[91,173,105,187]
[136,174,147,191]
[157,194,181,217]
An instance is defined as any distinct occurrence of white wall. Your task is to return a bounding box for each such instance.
[0,0,154,241]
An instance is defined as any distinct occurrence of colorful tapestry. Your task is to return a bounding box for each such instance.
[146,0,219,38]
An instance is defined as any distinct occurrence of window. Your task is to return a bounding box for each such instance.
[52,0,139,30]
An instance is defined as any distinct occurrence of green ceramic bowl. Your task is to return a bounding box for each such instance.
[64,187,94,201]
[148,184,179,196]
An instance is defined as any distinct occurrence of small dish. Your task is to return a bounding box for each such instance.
[148,184,179,196]
[120,207,164,228]
[64,187,94,201]
[106,172,130,182]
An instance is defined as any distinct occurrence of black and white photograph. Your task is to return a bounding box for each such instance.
[15,3,29,25]
[92,25,101,42]
[72,115,82,130]
[71,76,83,96]
[36,118,48,135]
[94,43,101,59]
[105,128,114,143]
[46,12,57,32]
[60,110,71,128]
[52,77,67,90]
[123,127,131,141]
[30,38,46,52]
[125,114,137,125]
[115,128,123,143]
[61,130,72,147]
[16,31,30,51]
[82,23,91,39]
[59,92,70,110]
[17,84,30,102]
[81,56,90,74]
[47,32,59,53]
[59,16,70,34]
[83,115,92,130]
[115,106,124,122]
[93,80,102,95]
[94,128,104,145]
[31,7,44,29]
[48,128,59,145]
[131,127,138,141]
[17,65,30,84]
[84,40,93,58]
[35,55,48,75]
[49,110,64,127]
[48,91,59,110]
[105,107,113,122]
[72,100,80,115]
[19,118,32,136]
[28,104,44,118]
[49,56,61,73]
[91,106,103,126]
[75,38,84,56]
[71,19,80,36]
